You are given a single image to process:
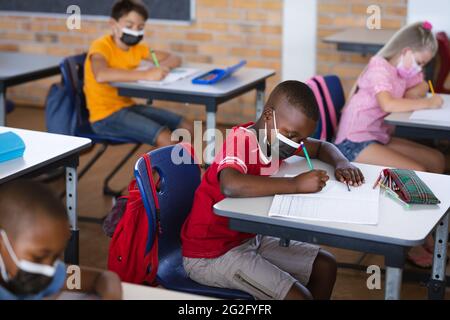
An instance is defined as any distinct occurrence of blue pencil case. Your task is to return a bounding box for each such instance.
[0,131,25,163]
[192,60,246,85]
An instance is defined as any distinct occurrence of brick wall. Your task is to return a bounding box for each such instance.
[317,0,408,97]
[0,0,283,125]
[1,0,414,124]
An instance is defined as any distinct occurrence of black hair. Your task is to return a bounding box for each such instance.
[111,0,149,21]
[267,80,319,121]
[0,179,68,240]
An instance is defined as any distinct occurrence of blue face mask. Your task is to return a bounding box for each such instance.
[0,230,66,300]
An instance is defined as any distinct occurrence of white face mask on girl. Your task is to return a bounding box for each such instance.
[396,53,422,79]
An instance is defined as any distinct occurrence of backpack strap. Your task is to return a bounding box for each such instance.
[306,79,327,141]
[311,77,333,141]
[314,76,338,135]
[143,153,160,286]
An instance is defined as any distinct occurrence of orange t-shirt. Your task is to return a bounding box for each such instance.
[84,34,150,122]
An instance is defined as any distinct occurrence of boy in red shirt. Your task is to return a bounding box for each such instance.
[181,81,365,300]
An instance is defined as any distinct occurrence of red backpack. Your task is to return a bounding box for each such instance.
[107,153,160,285]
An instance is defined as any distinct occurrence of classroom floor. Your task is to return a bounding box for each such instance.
[7,105,450,300]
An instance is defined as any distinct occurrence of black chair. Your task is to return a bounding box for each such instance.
[61,53,142,198]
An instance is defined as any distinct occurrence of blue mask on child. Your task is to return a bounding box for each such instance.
[0,230,66,300]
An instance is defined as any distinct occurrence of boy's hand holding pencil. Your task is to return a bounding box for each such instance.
[142,66,170,81]
[293,170,329,193]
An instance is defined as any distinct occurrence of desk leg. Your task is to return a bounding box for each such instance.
[256,87,265,120]
[0,83,5,126]
[385,267,403,300]
[428,211,449,300]
[64,165,79,265]
[205,102,217,165]
[384,247,406,300]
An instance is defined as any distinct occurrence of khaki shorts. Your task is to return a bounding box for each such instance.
[183,235,320,300]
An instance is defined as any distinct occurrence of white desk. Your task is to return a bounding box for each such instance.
[0,127,91,264]
[323,28,396,55]
[122,283,216,300]
[57,283,217,300]
[0,52,62,126]
[385,94,450,140]
[214,157,450,300]
[112,64,275,163]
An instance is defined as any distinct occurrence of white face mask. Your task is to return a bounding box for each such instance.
[396,53,422,79]
[0,230,57,282]
[264,111,301,159]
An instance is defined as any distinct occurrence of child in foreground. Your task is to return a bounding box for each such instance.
[0,179,122,300]
[181,81,365,300]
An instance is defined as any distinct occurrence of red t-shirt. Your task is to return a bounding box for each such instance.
[181,122,281,258]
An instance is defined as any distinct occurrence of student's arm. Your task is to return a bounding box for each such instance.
[298,138,365,186]
[90,53,169,83]
[404,81,429,99]
[145,50,181,69]
[376,91,443,113]
[63,266,122,300]
[219,167,329,198]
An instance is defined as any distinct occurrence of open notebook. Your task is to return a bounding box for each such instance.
[135,61,199,85]
[409,94,450,123]
[269,180,380,225]
[137,67,199,85]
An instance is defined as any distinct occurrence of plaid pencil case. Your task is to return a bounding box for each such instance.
[381,169,440,204]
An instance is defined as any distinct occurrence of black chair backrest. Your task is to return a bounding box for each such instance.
[60,53,90,129]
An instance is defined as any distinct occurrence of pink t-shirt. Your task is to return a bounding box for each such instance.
[335,56,424,145]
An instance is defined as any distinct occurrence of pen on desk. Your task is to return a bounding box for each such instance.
[300,141,314,171]
[345,181,351,192]
[428,80,435,96]
[150,49,160,68]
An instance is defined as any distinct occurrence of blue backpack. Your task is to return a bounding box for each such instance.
[45,55,87,136]
[45,81,78,136]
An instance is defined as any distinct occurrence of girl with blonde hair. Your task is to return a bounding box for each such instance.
[334,21,446,268]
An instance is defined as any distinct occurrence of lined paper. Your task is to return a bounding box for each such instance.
[269,181,380,225]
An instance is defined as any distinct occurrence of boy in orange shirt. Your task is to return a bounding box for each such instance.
[84,0,193,147]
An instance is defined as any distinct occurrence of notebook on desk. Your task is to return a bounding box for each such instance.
[269,180,380,225]
[409,94,450,123]
[137,67,199,86]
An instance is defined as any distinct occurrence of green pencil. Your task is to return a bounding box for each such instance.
[300,142,314,171]
[150,49,160,67]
